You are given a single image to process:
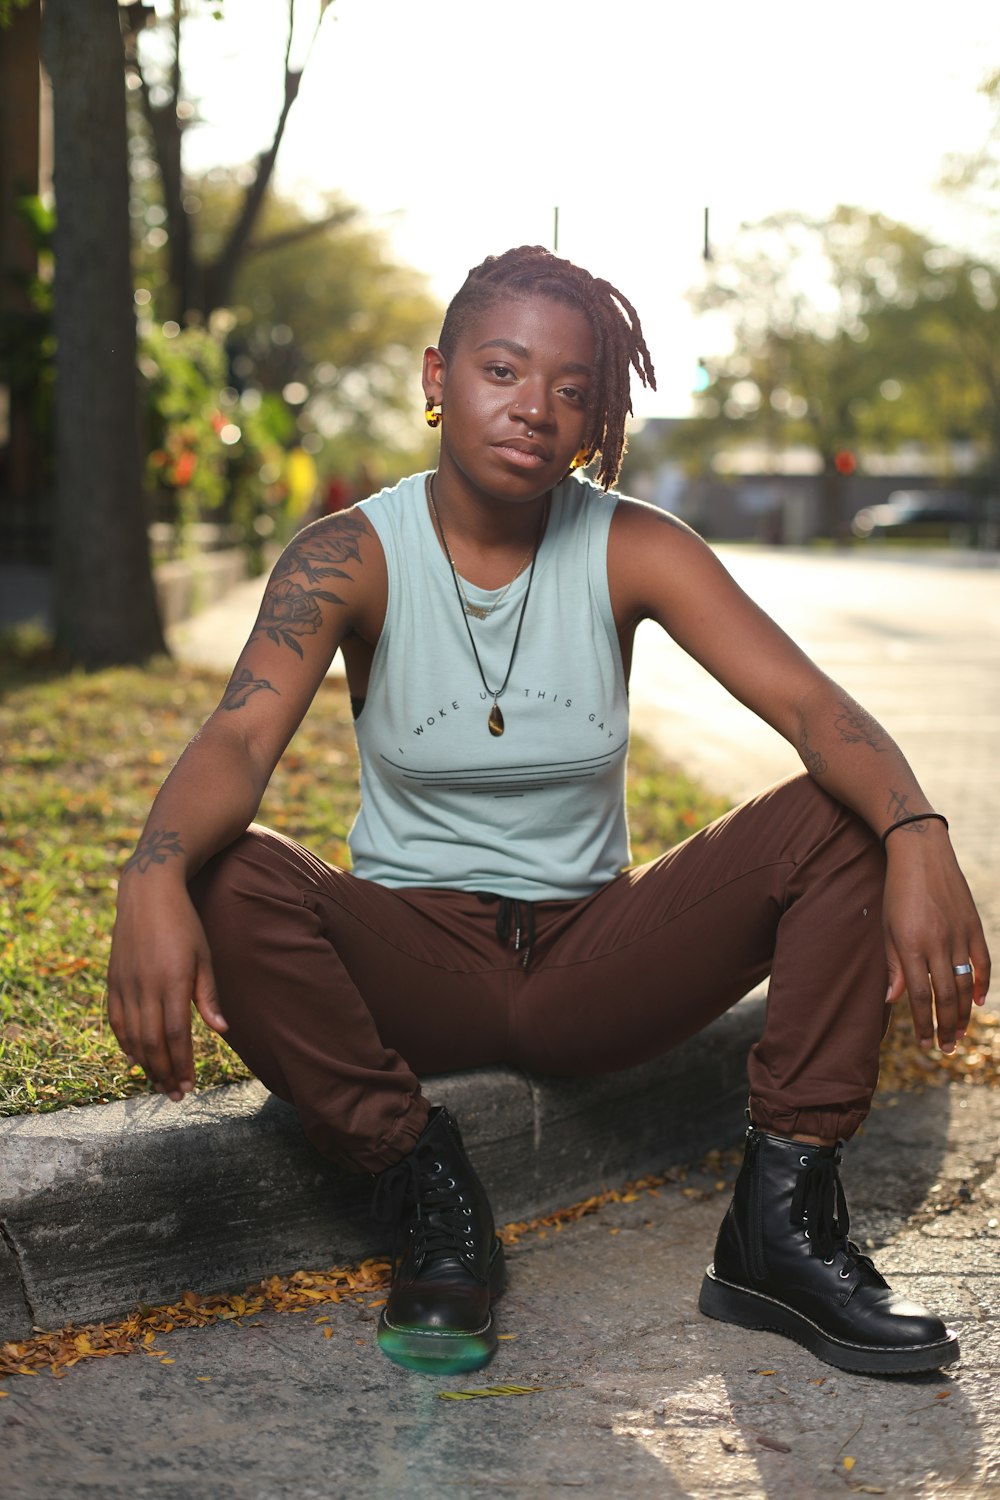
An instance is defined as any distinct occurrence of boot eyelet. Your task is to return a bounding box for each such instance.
[446,1178,456,1189]
[838,1268,851,1279]
[466,1239,475,1248]
[464,1207,472,1215]
[431,1161,443,1174]
[823,1257,835,1266]
[799,1155,809,1166]
[803,1230,810,1240]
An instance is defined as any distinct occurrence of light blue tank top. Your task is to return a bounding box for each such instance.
[348,471,630,899]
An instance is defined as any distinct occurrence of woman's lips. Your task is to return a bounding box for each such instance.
[493,443,548,469]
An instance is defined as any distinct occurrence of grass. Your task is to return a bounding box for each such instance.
[0,644,730,1116]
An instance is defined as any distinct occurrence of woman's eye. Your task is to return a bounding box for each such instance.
[560,386,585,403]
[488,363,514,379]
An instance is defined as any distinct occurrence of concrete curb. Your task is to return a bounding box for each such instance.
[0,992,765,1341]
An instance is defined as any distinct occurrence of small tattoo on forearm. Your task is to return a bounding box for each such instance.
[221,667,279,711]
[123,829,184,876]
[834,700,887,753]
[799,728,828,777]
[885,789,930,835]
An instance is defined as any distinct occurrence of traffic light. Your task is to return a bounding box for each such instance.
[834,450,857,476]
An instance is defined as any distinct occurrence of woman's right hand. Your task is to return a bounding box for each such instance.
[106,877,228,1102]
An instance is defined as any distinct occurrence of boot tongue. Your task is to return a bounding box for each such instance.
[790,1149,850,1261]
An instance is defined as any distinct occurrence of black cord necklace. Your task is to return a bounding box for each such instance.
[427,474,547,737]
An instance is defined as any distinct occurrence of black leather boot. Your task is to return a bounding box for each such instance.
[699,1125,959,1374]
[371,1105,506,1373]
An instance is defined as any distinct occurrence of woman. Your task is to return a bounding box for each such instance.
[108,246,989,1378]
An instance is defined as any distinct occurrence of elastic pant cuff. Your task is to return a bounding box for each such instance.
[748,1099,869,1143]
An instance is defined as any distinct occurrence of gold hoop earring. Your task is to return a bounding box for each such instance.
[425,401,442,429]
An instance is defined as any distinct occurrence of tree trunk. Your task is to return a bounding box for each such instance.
[42,0,166,666]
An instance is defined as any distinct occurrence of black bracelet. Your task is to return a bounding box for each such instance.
[880,812,949,850]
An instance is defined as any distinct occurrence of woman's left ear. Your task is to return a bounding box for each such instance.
[422,345,446,408]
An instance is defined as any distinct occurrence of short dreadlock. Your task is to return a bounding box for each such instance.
[437,246,656,491]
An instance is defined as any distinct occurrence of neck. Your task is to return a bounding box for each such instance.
[429,456,551,550]
[427,473,550,593]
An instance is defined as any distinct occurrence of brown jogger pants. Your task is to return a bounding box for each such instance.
[190,773,889,1173]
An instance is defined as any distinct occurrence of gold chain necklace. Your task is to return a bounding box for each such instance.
[425,479,534,619]
[427,474,546,737]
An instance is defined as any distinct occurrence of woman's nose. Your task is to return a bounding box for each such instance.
[511,391,551,428]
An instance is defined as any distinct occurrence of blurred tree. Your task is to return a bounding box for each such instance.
[121,0,337,322]
[42,0,166,666]
[940,68,1000,224]
[674,207,992,536]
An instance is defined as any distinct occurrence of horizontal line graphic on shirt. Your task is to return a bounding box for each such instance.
[379,750,621,777]
[410,775,599,794]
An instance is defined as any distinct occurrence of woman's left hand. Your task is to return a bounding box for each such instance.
[882,831,991,1053]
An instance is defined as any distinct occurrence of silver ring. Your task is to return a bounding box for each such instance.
[953,963,973,977]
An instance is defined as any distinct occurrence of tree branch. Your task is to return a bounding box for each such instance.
[205,0,332,314]
[247,204,357,258]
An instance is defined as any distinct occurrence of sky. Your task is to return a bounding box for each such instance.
[172,0,999,417]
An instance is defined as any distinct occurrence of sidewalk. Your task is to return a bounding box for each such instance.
[4,548,999,1497]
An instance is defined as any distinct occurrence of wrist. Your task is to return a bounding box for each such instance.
[880,811,948,851]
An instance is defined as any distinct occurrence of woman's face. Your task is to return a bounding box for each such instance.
[423,293,594,504]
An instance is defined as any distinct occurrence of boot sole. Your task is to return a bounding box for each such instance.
[377,1242,507,1375]
[699,1264,960,1375]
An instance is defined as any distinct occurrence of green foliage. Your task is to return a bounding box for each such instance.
[0,0,32,26]
[676,206,1000,500]
[0,195,55,451]
[141,322,230,535]
[0,652,727,1115]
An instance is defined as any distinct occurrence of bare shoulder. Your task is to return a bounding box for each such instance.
[256,504,387,654]
[608,494,726,626]
[271,505,382,583]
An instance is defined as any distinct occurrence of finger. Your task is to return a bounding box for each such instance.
[970,932,991,1008]
[162,989,197,1098]
[193,950,227,1036]
[900,954,935,1049]
[883,942,907,1005]
[953,962,975,1039]
[139,991,186,1099]
[928,959,961,1054]
[105,978,130,1061]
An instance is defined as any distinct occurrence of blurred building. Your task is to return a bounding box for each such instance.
[622,418,991,545]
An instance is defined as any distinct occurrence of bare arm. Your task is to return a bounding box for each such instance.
[609,500,991,1050]
[107,509,385,1099]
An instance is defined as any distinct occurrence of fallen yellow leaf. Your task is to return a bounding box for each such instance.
[439,1384,543,1401]
[843,1456,856,1472]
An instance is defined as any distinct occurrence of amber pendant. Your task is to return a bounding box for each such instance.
[488,700,505,737]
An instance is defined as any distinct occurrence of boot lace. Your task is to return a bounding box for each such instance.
[372,1149,475,1272]
[790,1147,877,1274]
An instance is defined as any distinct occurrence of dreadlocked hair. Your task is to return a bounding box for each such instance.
[437,246,656,491]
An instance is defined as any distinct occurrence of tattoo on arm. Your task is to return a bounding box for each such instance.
[799,726,828,777]
[221,666,279,712]
[885,789,932,836]
[251,516,367,658]
[833,700,887,753]
[123,829,184,876]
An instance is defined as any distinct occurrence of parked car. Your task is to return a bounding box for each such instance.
[851,490,974,540]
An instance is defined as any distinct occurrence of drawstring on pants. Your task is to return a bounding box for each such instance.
[478,894,536,969]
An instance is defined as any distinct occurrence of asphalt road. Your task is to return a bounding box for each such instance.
[630,546,1000,948]
[5,545,998,1498]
